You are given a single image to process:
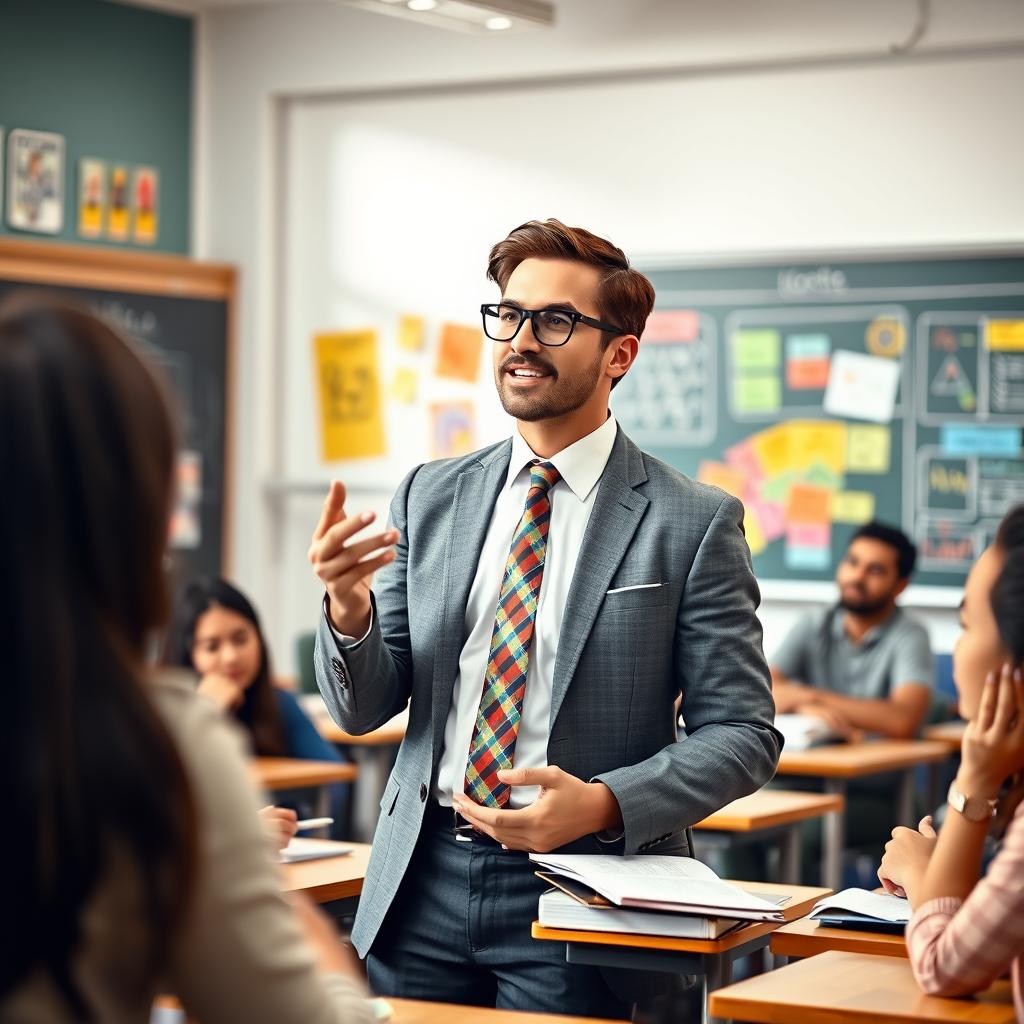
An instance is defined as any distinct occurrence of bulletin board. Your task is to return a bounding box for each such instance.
[0,239,236,589]
[611,249,1024,590]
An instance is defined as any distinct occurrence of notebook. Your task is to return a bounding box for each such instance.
[809,888,911,933]
[279,838,353,863]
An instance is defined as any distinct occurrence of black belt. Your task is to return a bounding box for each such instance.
[424,799,502,846]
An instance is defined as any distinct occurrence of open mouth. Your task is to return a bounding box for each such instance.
[505,365,554,384]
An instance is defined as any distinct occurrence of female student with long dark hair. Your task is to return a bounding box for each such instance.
[170,576,350,836]
[0,294,371,1023]
[879,504,1024,1018]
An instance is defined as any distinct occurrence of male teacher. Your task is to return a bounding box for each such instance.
[309,219,782,1017]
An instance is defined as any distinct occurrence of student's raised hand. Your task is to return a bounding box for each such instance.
[308,481,397,636]
[197,672,244,712]
[452,767,622,853]
[259,805,299,851]
[878,814,937,904]
[958,663,1024,801]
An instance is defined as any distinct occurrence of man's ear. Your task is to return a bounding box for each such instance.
[894,576,909,599]
[607,335,639,381]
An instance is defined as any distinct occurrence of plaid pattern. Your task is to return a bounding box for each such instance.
[464,460,561,807]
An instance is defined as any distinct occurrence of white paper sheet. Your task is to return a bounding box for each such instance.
[810,887,911,923]
[823,350,901,423]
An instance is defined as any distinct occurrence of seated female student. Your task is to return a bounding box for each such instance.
[878,504,1024,1015]
[0,294,372,1023]
[170,577,351,841]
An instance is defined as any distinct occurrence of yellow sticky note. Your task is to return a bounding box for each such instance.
[743,504,767,556]
[832,491,876,524]
[788,420,847,474]
[846,424,891,473]
[389,367,418,404]
[397,315,426,352]
[697,460,745,499]
[987,321,1024,351]
[751,425,792,478]
[314,330,386,461]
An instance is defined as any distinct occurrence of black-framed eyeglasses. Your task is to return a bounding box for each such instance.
[480,303,626,348]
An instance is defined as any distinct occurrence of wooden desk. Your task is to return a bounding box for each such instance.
[693,790,844,884]
[924,720,967,751]
[281,841,370,911]
[387,999,626,1023]
[708,949,1015,1023]
[252,757,358,818]
[769,915,908,960]
[775,739,952,890]
[532,881,830,1024]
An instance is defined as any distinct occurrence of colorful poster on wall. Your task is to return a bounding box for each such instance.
[6,128,64,234]
[436,322,483,382]
[430,402,476,459]
[133,166,159,245]
[107,165,130,241]
[169,450,202,549]
[77,158,105,238]
[389,367,418,404]
[314,329,387,461]
[397,314,426,352]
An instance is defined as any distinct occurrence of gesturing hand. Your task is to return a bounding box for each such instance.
[452,767,622,853]
[878,814,937,904]
[958,662,1024,801]
[259,805,299,851]
[308,481,397,636]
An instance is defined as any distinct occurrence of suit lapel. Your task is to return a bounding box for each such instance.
[431,441,511,749]
[550,430,649,729]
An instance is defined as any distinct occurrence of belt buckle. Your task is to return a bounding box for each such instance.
[453,807,475,843]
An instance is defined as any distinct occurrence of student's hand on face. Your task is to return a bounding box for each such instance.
[452,767,621,853]
[259,805,299,851]
[958,662,1024,801]
[878,814,937,904]
[308,481,397,636]
[197,672,244,712]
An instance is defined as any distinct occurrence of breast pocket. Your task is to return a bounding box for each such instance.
[602,582,669,614]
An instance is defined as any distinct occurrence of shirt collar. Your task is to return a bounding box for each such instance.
[831,604,901,647]
[506,414,618,502]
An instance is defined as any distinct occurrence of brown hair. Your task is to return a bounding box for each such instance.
[487,218,655,384]
[0,293,197,1018]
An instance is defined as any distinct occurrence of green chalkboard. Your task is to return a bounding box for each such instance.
[610,249,1024,589]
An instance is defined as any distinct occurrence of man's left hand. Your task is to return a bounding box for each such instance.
[452,767,622,853]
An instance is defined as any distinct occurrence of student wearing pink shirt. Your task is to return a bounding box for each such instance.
[878,504,1024,1017]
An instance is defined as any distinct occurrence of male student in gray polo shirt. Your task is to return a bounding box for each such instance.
[771,521,934,739]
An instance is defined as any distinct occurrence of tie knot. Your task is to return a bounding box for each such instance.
[529,460,561,494]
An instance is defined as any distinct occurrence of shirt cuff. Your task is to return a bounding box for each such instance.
[323,594,374,649]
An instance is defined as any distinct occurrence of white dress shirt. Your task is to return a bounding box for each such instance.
[434,414,617,807]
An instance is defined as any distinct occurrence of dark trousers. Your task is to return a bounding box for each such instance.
[367,812,629,1018]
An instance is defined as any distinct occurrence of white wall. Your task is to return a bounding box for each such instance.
[198,0,1024,671]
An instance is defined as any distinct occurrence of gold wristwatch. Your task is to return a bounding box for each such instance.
[947,781,997,822]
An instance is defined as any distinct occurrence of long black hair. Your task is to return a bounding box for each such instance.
[169,577,286,756]
[993,505,1024,665]
[0,294,197,1017]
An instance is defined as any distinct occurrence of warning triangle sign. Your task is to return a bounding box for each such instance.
[931,354,972,397]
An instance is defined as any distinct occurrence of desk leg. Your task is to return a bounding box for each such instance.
[897,769,916,827]
[702,954,732,1024]
[780,824,800,885]
[823,779,846,891]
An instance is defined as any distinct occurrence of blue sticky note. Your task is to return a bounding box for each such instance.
[940,425,1021,458]
[786,334,831,359]
[785,544,831,570]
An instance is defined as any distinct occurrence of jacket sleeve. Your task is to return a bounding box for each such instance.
[593,494,783,855]
[313,466,419,735]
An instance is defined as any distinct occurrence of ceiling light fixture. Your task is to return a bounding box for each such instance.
[339,0,554,34]
[407,0,439,10]
[485,15,513,30]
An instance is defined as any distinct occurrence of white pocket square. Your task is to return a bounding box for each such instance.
[606,583,663,595]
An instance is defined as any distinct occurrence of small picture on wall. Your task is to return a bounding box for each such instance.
[6,128,64,234]
[77,158,106,239]
[107,165,130,241]
[132,166,159,245]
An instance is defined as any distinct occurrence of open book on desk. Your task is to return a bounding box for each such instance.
[809,888,911,934]
[529,853,785,922]
[774,713,841,751]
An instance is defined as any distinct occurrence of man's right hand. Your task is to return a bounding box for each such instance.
[308,481,397,637]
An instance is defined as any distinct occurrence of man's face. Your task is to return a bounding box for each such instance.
[492,257,619,423]
[835,537,905,614]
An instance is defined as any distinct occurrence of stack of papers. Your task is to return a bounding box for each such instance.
[279,838,353,863]
[529,853,785,922]
[809,888,911,931]
[774,713,841,751]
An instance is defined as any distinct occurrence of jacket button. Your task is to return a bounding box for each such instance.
[419,783,428,802]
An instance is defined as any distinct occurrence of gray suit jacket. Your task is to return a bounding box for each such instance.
[315,426,782,956]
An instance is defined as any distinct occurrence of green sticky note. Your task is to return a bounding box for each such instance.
[735,329,781,371]
[734,375,781,413]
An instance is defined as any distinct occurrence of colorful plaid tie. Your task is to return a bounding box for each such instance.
[464,460,561,807]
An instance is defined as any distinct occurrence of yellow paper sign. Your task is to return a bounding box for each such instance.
[987,321,1024,351]
[436,323,483,383]
[743,504,767,556]
[314,330,386,461]
[397,315,426,352]
[787,420,847,475]
[750,425,791,478]
[832,491,876,524]
[846,424,891,473]
[389,367,418,404]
